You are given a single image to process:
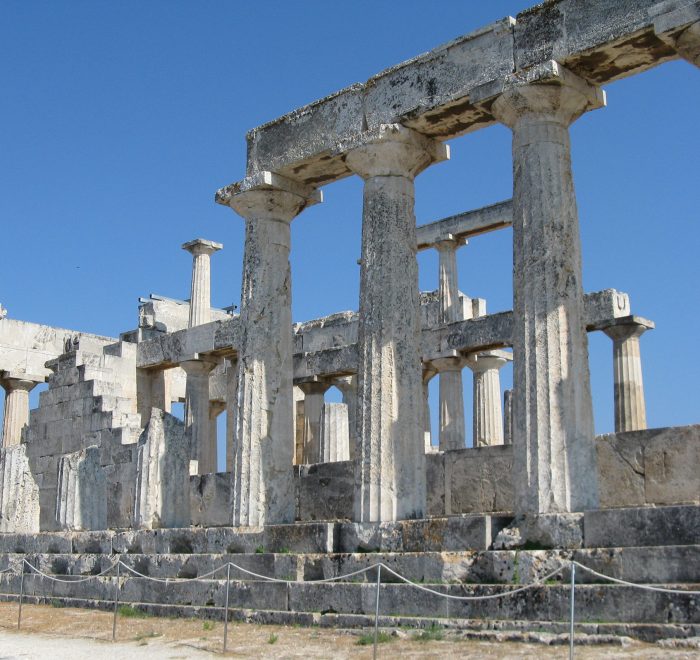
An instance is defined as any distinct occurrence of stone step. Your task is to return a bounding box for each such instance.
[0,573,697,625]
[0,593,695,644]
[584,505,700,548]
[2,545,699,586]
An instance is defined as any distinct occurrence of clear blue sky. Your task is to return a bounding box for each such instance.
[1,1,698,446]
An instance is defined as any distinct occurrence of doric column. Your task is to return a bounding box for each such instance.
[422,364,437,453]
[1,376,39,447]
[217,171,321,526]
[479,62,605,514]
[431,354,466,451]
[319,403,350,462]
[345,124,448,522]
[600,316,654,433]
[435,236,465,325]
[334,375,357,459]
[503,389,513,446]
[297,380,331,465]
[465,351,511,447]
[181,357,218,475]
[182,238,223,328]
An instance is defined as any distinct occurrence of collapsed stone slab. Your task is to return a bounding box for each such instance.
[0,444,39,533]
[55,446,107,531]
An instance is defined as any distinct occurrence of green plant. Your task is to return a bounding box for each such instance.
[512,551,520,584]
[277,547,291,554]
[268,632,279,644]
[255,545,265,554]
[414,624,444,642]
[118,604,151,618]
[203,620,214,631]
[133,631,160,642]
[356,632,392,646]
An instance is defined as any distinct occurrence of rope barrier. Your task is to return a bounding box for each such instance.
[117,560,229,584]
[572,561,700,595]
[21,558,120,583]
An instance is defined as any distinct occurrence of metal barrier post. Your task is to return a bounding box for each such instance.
[569,561,576,660]
[373,564,382,660]
[223,562,231,653]
[112,561,121,641]
[17,560,25,630]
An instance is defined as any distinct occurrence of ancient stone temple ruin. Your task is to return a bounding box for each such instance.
[0,0,698,639]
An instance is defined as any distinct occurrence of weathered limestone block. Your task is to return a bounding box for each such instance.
[477,61,604,515]
[319,402,350,462]
[0,444,40,533]
[218,171,321,526]
[346,124,447,522]
[597,424,700,508]
[190,472,231,527]
[296,461,354,521]
[134,409,190,529]
[55,445,107,531]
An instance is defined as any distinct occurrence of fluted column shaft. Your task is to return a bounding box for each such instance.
[503,389,514,446]
[490,65,604,514]
[298,381,331,464]
[225,357,239,473]
[222,172,320,526]
[346,124,448,522]
[207,401,226,474]
[137,368,171,426]
[602,318,653,433]
[1,378,37,447]
[182,239,222,328]
[466,353,510,447]
[334,375,358,460]
[422,365,437,452]
[432,357,466,451]
[435,238,462,325]
[182,359,218,474]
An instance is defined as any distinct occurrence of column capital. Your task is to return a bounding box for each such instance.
[215,171,322,223]
[434,235,467,253]
[180,356,219,376]
[430,355,464,373]
[296,378,332,396]
[182,238,223,257]
[0,373,42,393]
[464,349,512,374]
[598,315,655,343]
[473,61,605,129]
[343,124,449,180]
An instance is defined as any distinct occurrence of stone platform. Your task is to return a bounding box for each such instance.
[0,505,697,642]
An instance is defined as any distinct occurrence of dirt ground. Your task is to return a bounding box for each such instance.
[0,602,698,659]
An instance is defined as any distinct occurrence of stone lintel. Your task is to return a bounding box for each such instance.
[182,238,223,255]
[215,170,322,208]
[652,0,700,47]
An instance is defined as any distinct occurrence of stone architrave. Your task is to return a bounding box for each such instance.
[319,402,350,462]
[182,238,223,328]
[134,408,190,529]
[1,376,39,447]
[345,124,448,522]
[218,172,321,526]
[0,444,40,533]
[599,316,655,433]
[432,354,466,451]
[298,380,331,464]
[481,62,604,514]
[465,350,511,447]
[182,357,218,475]
[654,7,700,68]
[55,445,107,531]
[334,375,357,460]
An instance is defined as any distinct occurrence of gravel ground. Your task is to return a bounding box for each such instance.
[0,602,698,659]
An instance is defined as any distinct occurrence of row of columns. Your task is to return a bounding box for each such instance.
[214,47,692,524]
